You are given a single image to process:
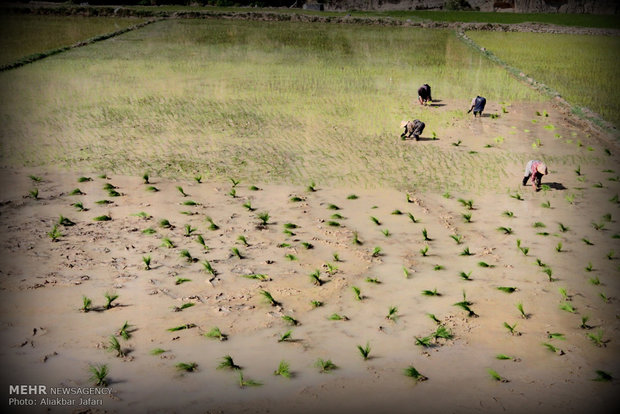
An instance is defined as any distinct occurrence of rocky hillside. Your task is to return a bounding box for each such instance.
[323,0,619,14]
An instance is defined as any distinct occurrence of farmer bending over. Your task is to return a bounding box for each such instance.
[467,96,486,117]
[418,84,432,105]
[522,160,548,190]
[400,120,425,141]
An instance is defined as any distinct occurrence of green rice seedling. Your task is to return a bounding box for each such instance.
[332,252,341,262]
[422,228,431,241]
[274,361,291,378]
[69,188,84,196]
[278,330,293,343]
[607,250,615,260]
[478,261,494,268]
[582,238,594,245]
[580,315,592,329]
[451,234,463,244]
[366,277,381,284]
[497,286,517,294]
[484,144,493,148]
[403,267,411,279]
[327,221,341,227]
[205,216,219,231]
[228,178,240,188]
[431,131,437,139]
[102,183,116,191]
[497,226,513,235]
[536,232,550,236]
[533,222,546,229]
[599,292,610,303]
[142,227,156,235]
[310,300,323,308]
[503,322,519,335]
[234,235,249,247]
[141,173,149,184]
[611,194,619,204]
[231,247,244,259]
[459,271,472,281]
[93,199,110,205]
[81,295,92,312]
[427,313,441,325]
[404,366,427,382]
[191,174,202,184]
[593,182,604,189]
[176,186,188,197]
[241,274,268,281]
[107,336,124,358]
[357,342,371,360]
[29,188,39,200]
[519,246,529,256]
[589,276,600,285]
[559,288,570,301]
[285,253,297,261]
[172,303,195,312]
[93,215,111,222]
[301,242,314,250]
[315,359,337,373]
[502,106,508,113]
[104,292,118,310]
[386,306,398,322]
[282,315,299,326]
[329,313,348,321]
[458,198,474,210]
[325,263,338,275]
[176,362,198,373]
[352,232,363,246]
[283,223,298,231]
[182,200,198,206]
[559,302,576,313]
[142,255,151,270]
[161,237,174,249]
[107,189,121,197]
[175,277,191,285]
[419,244,428,257]
[488,369,508,382]
[217,355,241,371]
[602,213,612,222]
[98,174,108,179]
[283,229,295,237]
[372,246,382,257]
[89,364,108,387]
[193,235,208,250]
[421,289,440,297]
[543,267,555,282]
[370,216,381,226]
[331,213,344,220]
[307,181,317,192]
[260,290,279,307]
[118,321,131,340]
[541,200,551,208]
[228,188,237,198]
[48,225,62,242]
[434,325,453,340]
[256,212,270,226]
[327,204,340,211]
[309,270,323,286]
[516,302,527,319]
[204,327,227,341]
[503,211,514,218]
[289,196,303,202]
[542,343,564,355]
[452,140,462,147]
[28,175,42,182]
[585,262,593,272]
[510,193,523,201]
[535,258,546,267]
[150,348,166,356]
[547,332,565,340]
[158,219,171,229]
[146,185,159,192]
[593,370,613,382]
[558,223,569,232]
[554,242,563,253]
[592,221,605,231]
[433,265,444,271]
[242,200,255,211]
[407,213,419,223]
[183,224,196,237]
[166,323,196,332]
[496,354,513,360]
[415,336,433,348]
[382,229,391,237]
[391,209,403,215]
[565,194,575,204]
[347,194,358,200]
[352,286,362,301]
[490,114,499,119]
[462,213,472,223]
[179,249,194,263]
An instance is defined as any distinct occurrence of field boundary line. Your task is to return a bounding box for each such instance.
[0,18,162,73]
[455,29,618,141]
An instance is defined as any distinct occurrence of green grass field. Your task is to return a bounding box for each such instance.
[0,15,147,66]
[0,18,550,191]
[467,31,620,128]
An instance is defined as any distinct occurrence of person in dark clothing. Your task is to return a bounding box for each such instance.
[467,96,486,117]
[418,84,432,105]
[400,120,425,141]
[522,160,548,190]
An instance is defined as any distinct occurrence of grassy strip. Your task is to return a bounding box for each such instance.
[0,18,160,72]
[456,30,617,137]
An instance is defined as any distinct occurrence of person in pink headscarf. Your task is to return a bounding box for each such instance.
[522,160,548,190]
